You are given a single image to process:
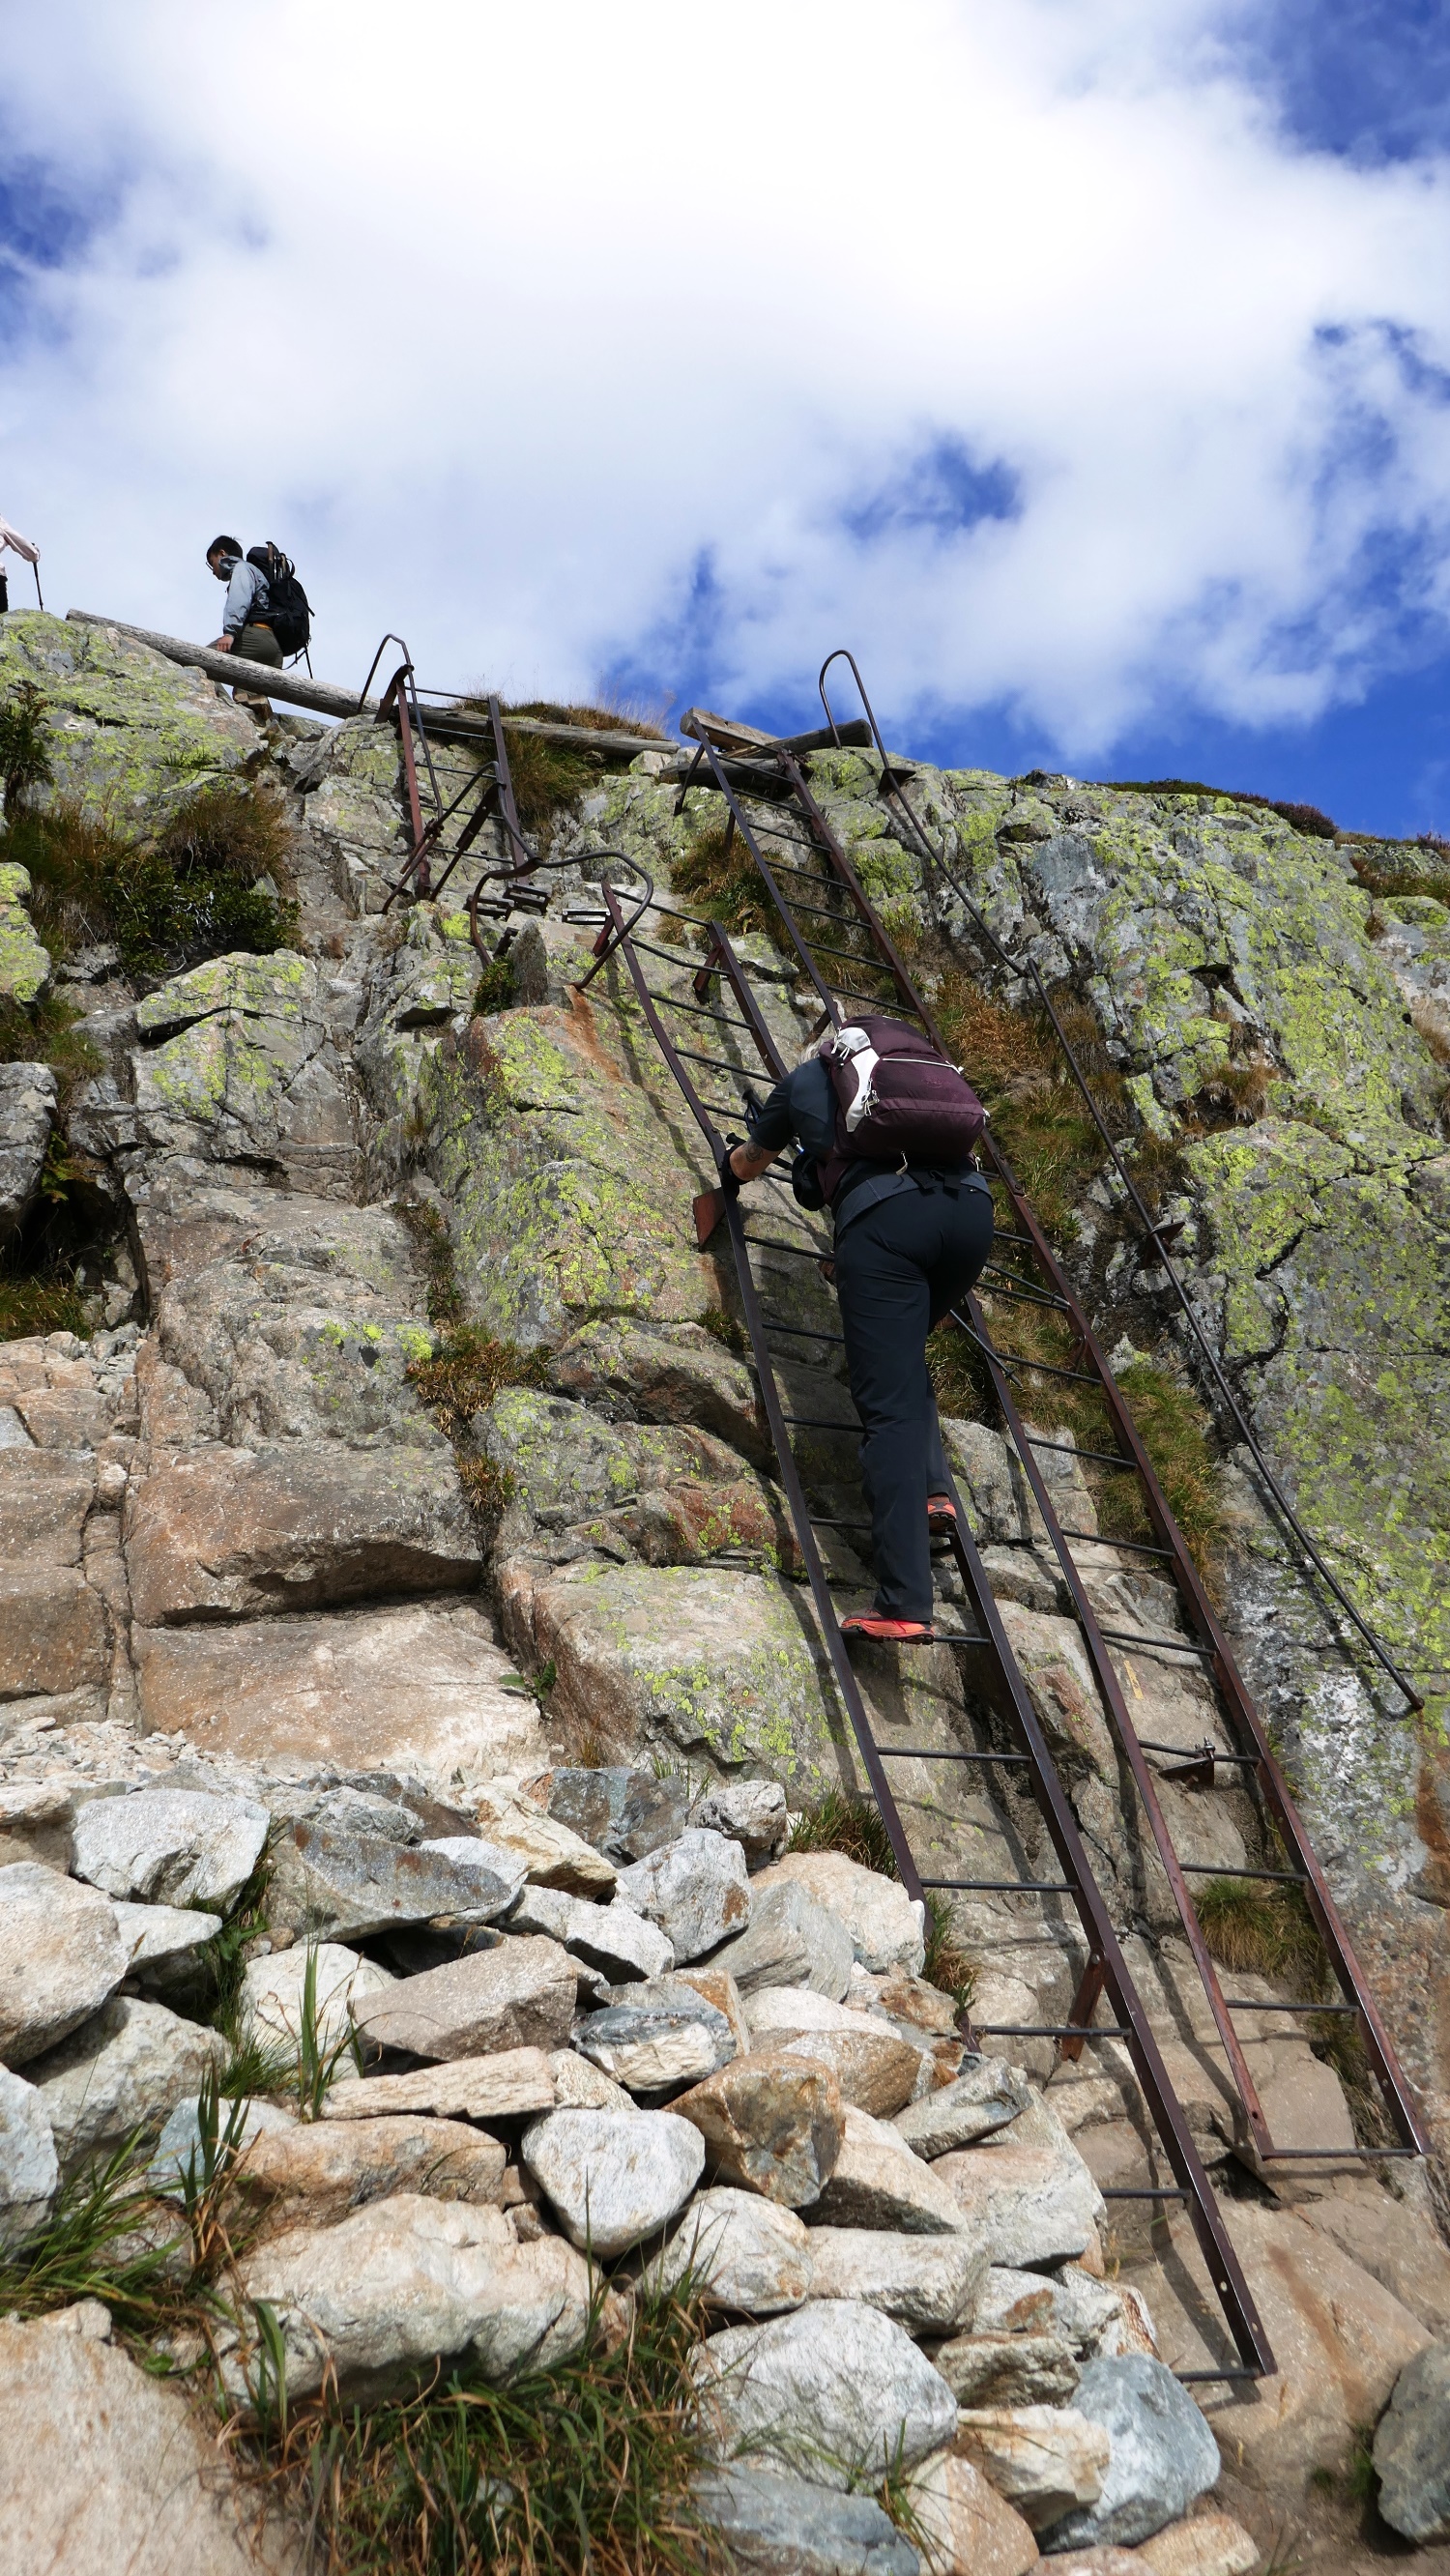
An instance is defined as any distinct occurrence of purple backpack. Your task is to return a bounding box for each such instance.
[816,1016,986,1199]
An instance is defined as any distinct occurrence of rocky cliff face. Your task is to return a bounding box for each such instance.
[4,610,1450,2565]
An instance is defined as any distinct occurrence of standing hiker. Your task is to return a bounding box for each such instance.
[0,517,41,616]
[206,535,283,684]
[717,1018,994,1643]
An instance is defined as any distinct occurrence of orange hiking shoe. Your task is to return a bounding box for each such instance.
[839,1615,936,1643]
[927,1493,957,1534]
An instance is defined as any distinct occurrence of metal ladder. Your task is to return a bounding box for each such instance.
[574,873,1272,2378]
[355,636,549,959]
[571,687,1433,2380]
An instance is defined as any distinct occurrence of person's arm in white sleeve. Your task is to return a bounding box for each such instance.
[0,519,40,564]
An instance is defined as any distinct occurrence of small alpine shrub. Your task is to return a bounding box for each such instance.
[0,680,53,815]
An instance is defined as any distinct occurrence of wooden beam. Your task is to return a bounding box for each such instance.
[680,706,876,756]
[66,611,375,719]
[413,705,673,758]
[64,613,674,757]
[65,611,887,767]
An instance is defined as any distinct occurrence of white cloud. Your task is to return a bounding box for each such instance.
[3,0,1450,755]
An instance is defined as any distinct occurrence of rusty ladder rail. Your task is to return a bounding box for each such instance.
[677,693,1428,2175]
[578,867,1274,2379]
[817,649,1422,1718]
[366,647,543,962]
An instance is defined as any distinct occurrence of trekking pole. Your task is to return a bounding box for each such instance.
[32,564,43,609]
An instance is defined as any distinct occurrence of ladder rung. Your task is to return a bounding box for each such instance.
[1097,1625,1215,1661]
[975,2024,1132,2041]
[740,1236,831,1260]
[1058,1527,1177,1559]
[778,1413,857,1432]
[920,1876,1076,1894]
[669,1046,756,1080]
[1138,1739,1258,1766]
[798,935,895,973]
[772,892,857,923]
[1027,1436,1136,1471]
[872,1745,1031,1764]
[1177,1863,1307,1884]
[1222,1999,1356,2013]
[982,1269,1071,1311]
[644,989,752,1029]
[991,1352,1104,1388]
[626,935,706,970]
[1177,2368,1264,2382]
[829,982,925,1015]
[1103,2185,1190,2199]
[1262,2146,1420,2160]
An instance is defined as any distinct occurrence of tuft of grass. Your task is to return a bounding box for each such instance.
[406,1324,549,1444]
[1196,1877,1324,1988]
[397,1198,465,1328]
[475,953,519,1015]
[461,694,661,843]
[1094,779,1338,839]
[1348,847,1450,908]
[1346,2426,1379,2506]
[501,1658,557,1708]
[789,1784,897,1876]
[501,735,598,838]
[1193,1054,1280,1126]
[0,999,111,1344]
[700,1304,749,1358]
[6,781,297,981]
[922,1895,975,2017]
[245,2272,726,2576]
[569,1722,613,1769]
[1098,1360,1226,1567]
[0,1274,91,1340]
[203,1838,277,2045]
[292,1944,363,2121]
[669,821,798,956]
[0,2137,190,2339]
[454,1451,517,1520]
[0,985,102,1111]
[0,2065,264,2350]
[1256,797,1338,840]
[220,2027,295,2102]
[928,1295,1227,1584]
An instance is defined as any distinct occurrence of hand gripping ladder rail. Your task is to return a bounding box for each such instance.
[663,668,1428,2189]
[575,862,1276,2382]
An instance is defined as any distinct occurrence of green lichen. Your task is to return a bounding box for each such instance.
[0,612,257,817]
[0,863,50,1002]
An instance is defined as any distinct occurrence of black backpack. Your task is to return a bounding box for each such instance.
[246,543,311,658]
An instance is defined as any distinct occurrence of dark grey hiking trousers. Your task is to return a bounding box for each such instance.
[832,1178,995,1621]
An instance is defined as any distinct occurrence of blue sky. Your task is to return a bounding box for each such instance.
[3,3,1450,838]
